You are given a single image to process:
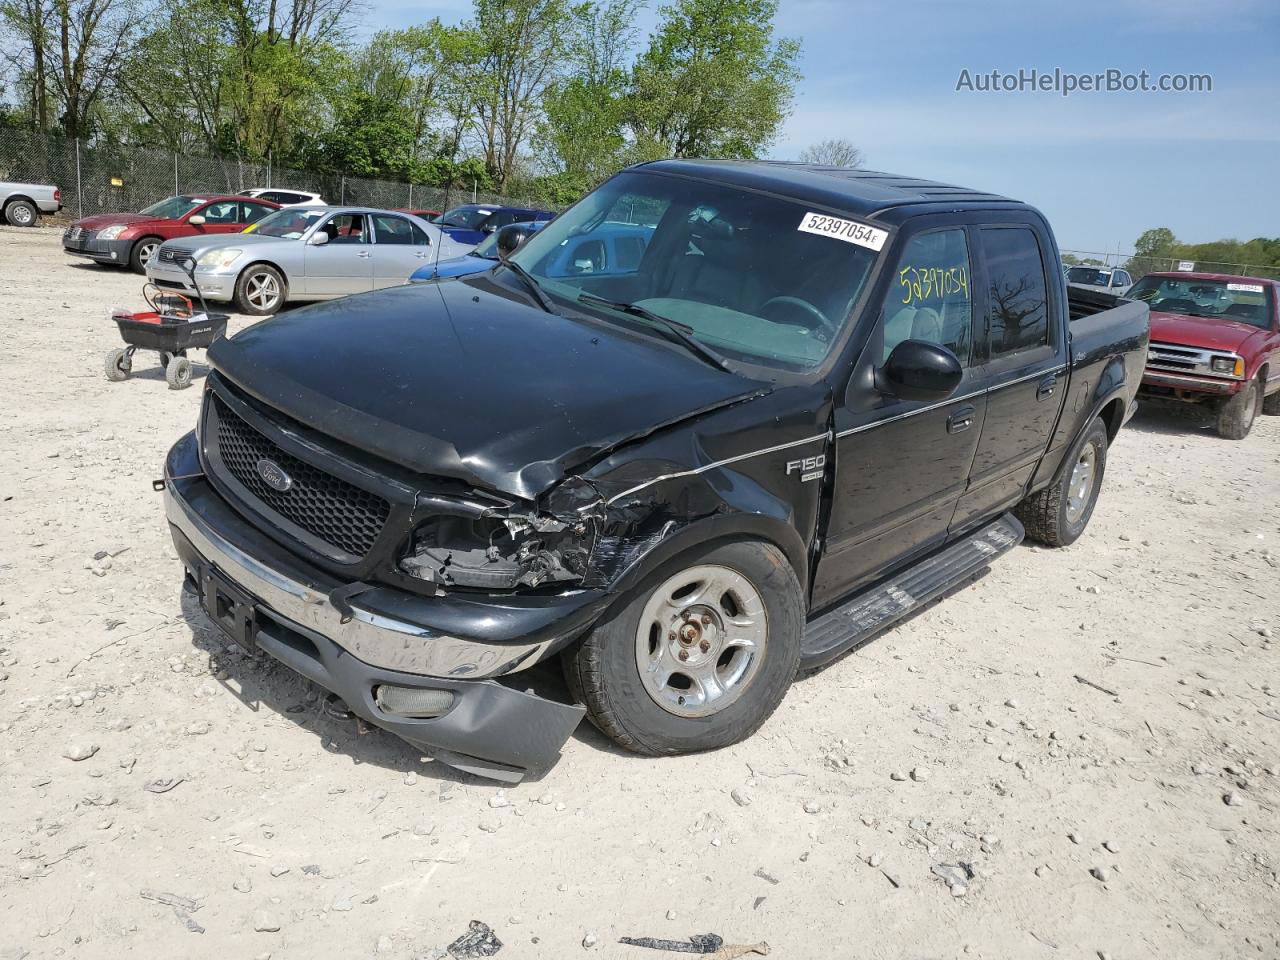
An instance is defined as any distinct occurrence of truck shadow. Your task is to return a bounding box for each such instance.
[1126,402,1217,437]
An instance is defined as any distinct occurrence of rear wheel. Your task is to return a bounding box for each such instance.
[129,236,162,273]
[565,540,803,755]
[234,264,286,315]
[1216,377,1261,439]
[1015,417,1108,547]
[4,199,38,226]
[104,348,131,382]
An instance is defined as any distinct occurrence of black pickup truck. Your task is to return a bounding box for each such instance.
[162,160,1149,781]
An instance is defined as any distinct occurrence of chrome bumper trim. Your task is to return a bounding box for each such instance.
[164,477,557,680]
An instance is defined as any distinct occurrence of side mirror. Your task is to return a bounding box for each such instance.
[496,223,533,260]
[188,215,206,226]
[877,340,963,402]
[481,222,497,234]
[309,231,329,246]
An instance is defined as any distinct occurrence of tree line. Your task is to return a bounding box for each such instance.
[1130,228,1280,273]
[0,0,820,203]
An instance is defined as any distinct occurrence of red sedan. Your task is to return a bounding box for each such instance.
[63,194,281,273]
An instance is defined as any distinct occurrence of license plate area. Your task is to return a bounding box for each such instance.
[200,568,258,651]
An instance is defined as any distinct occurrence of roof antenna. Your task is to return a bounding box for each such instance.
[430,112,465,281]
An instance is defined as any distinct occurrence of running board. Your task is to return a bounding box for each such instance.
[800,513,1024,669]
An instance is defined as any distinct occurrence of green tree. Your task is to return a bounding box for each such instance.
[1133,227,1176,258]
[535,0,642,192]
[469,0,582,190]
[627,0,800,158]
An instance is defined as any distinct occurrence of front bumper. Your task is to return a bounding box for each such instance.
[1141,369,1241,397]
[63,232,131,264]
[147,260,234,300]
[163,432,588,781]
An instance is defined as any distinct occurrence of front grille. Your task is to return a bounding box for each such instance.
[211,393,390,559]
[157,246,185,264]
[1147,342,1203,372]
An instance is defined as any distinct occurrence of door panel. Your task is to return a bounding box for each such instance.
[812,223,984,607]
[814,389,988,603]
[304,214,374,296]
[370,213,431,287]
[956,225,1067,524]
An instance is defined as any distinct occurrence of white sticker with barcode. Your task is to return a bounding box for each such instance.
[797,212,887,251]
[1227,282,1264,292]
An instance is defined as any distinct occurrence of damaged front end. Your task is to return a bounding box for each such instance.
[398,478,610,592]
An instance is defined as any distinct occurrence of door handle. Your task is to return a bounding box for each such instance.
[357,251,371,258]
[947,404,976,434]
[1037,375,1057,400]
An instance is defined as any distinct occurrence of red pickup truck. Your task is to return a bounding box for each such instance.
[1128,271,1280,438]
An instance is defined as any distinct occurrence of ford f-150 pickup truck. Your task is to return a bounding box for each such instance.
[161,160,1149,781]
[1127,271,1280,439]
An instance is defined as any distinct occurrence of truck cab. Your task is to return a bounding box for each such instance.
[162,160,1148,781]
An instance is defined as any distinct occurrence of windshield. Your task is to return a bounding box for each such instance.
[1127,275,1273,328]
[510,170,881,371]
[249,207,327,239]
[139,196,203,220]
[1066,267,1111,286]
[439,206,493,229]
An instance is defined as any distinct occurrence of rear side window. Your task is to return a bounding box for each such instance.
[981,227,1049,358]
[372,213,414,245]
[240,201,275,224]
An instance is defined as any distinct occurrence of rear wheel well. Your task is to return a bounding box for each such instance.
[4,193,36,208]
[1099,397,1125,441]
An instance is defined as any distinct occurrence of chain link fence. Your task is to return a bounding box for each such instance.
[0,128,549,222]
[1062,249,1280,283]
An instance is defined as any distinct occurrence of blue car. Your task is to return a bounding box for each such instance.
[413,220,656,284]
[411,222,548,282]
[432,204,555,246]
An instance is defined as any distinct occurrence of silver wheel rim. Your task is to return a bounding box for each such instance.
[1243,382,1258,423]
[247,273,280,310]
[138,241,158,264]
[634,563,768,718]
[1065,444,1097,524]
[11,205,33,225]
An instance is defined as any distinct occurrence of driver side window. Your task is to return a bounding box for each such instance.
[880,228,974,366]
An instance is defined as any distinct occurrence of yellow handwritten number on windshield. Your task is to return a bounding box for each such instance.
[899,265,969,305]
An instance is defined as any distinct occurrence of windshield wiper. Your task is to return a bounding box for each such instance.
[501,260,557,314]
[577,293,733,372]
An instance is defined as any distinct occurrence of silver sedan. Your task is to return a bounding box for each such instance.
[145,206,473,315]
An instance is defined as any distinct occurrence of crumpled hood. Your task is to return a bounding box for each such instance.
[73,212,154,230]
[1149,310,1264,353]
[208,277,767,500]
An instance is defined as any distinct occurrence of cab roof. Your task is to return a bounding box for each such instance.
[639,159,1024,223]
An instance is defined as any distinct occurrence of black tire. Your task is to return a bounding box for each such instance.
[1216,377,1261,440]
[165,355,193,390]
[1260,380,1280,416]
[1015,417,1108,548]
[234,264,286,315]
[159,351,172,369]
[4,199,38,227]
[564,540,803,756]
[104,348,131,382]
[129,236,162,274]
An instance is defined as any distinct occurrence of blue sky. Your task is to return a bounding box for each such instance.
[370,0,1280,254]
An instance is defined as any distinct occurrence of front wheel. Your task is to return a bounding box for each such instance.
[234,264,286,315]
[1015,417,1108,547]
[165,355,193,390]
[565,540,803,755]
[129,237,162,273]
[104,348,131,382]
[1218,378,1261,439]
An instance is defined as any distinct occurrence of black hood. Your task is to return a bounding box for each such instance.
[208,278,766,500]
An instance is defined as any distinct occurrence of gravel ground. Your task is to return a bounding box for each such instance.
[1,224,1278,959]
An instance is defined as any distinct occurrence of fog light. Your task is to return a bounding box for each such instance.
[374,685,455,718]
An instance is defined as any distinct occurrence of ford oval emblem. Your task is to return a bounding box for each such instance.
[256,458,292,493]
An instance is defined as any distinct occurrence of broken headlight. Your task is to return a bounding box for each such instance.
[399,509,596,590]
